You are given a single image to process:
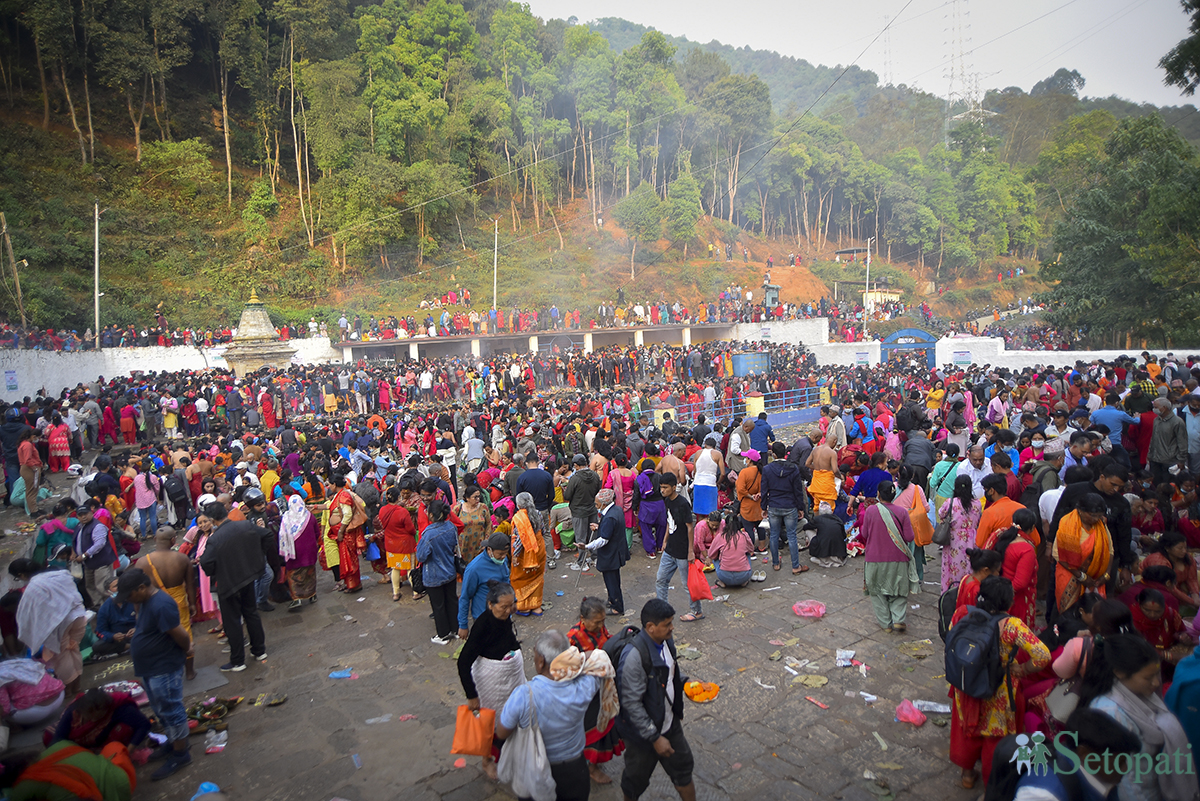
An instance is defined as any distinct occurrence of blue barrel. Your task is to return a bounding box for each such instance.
[731,352,771,376]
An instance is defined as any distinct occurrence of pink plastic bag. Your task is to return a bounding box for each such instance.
[792,600,826,618]
[895,699,927,727]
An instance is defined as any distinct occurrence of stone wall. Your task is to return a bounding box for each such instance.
[0,338,341,401]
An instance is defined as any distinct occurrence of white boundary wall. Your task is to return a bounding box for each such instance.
[0,338,340,401]
[0,321,1177,403]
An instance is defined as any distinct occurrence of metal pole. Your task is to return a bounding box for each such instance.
[864,237,873,313]
[94,202,100,349]
[492,218,498,314]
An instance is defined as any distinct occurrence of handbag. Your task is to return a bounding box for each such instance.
[1046,638,1093,723]
[450,704,495,757]
[496,685,556,801]
[931,502,954,548]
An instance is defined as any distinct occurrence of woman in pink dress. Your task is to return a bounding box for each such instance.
[602,453,637,547]
[182,514,221,626]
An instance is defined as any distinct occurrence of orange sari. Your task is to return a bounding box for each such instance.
[510,509,545,612]
[1052,510,1112,612]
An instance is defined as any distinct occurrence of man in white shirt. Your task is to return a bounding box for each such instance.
[955,446,992,499]
[419,370,434,401]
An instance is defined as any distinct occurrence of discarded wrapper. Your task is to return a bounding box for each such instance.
[805,696,829,709]
[835,649,855,667]
[912,700,952,714]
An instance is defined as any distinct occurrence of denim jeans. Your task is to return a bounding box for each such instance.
[143,668,189,743]
[768,506,800,569]
[655,553,701,615]
[716,567,752,587]
[254,563,273,606]
[138,502,158,539]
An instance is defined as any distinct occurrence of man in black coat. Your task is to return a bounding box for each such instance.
[199,500,272,672]
[585,488,629,615]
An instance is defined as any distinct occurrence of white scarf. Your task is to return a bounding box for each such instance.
[1110,681,1200,801]
[278,495,311,562]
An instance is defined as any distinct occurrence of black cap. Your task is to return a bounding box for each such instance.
[115,568,151,603]
[572,453,588,466]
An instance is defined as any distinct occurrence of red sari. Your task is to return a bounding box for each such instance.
[327,489,364,591]
[261,394,277,429]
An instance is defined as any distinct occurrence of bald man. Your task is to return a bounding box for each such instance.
[135,528,197,680]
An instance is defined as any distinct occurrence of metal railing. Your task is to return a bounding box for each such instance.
[662,387,824,427]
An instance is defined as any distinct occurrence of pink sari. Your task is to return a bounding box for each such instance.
[604,469,636,528]
[192,532,221,623]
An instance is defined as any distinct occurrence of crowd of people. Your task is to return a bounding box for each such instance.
[983,320,1086,350]
[3,341,1200,799]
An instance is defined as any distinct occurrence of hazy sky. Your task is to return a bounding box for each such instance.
[523,0,1196,107]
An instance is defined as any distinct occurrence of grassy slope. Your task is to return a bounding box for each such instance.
[0,116,1042,332]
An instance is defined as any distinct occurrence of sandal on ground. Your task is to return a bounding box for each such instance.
[411,592,427,601]
[392,594,401,602]
[792,565,810,574]
[961,770,979,789]
[892,624,907,634]
[715,580,727,589]
[678,613,704,622]
[772,562,781,571]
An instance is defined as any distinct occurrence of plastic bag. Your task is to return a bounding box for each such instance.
[793,600,826,618]
[204,729,228,754]
[687,560,713,602]
[450,705,495,756]
[895,699,927,727]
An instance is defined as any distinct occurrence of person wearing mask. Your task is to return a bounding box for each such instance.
[115,568,193,781]
[495,629,605,800]
[975,473,1028,548]
[198,501,270,672]
[761,441,809,575]
[614,599,696,801]
[457,533,511,639]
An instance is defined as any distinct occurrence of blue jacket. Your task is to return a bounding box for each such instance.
[761,459,807,511]
[458,551,509,629]
[749,419,774,452]
[415,521,459,588]
[96,597,138,642]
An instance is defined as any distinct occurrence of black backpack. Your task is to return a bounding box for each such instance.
[164,474,189,504]
[602,624,642,671]
[945,606,1018,704]
[937,580,961,643]
[896,404,915,433]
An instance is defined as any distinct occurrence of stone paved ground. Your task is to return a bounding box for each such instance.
[88,539,978,801]
[0,441,979,801]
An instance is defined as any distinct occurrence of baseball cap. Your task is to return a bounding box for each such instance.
[115,569,151,603]
[741,448,761,462]
[572,454,588,466]
[485,532,510,551]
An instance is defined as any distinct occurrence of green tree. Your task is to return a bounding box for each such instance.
[613,180,661,277]
[1160,0,1200,95]
[663,167,702,256]
[1045,115,1200,346]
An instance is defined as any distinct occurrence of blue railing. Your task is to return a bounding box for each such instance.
[662,387,824,428]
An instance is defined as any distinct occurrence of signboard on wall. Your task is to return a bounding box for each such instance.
[855,352,869,366]
[953,351,972,367]
[760,327,771,340]
[4,371,15,392]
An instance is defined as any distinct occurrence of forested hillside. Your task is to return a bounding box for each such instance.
[0,0,1197,345]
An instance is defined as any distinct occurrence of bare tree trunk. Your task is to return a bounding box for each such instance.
[34,34,49,130]
[220,66,232,207]
[548,205,564,251]
[289,35,311,243]
[57,62,86,164]
[727,141,741,224]
[126,77,148,162]
[589,130,597,229]
[82,67,94,162]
